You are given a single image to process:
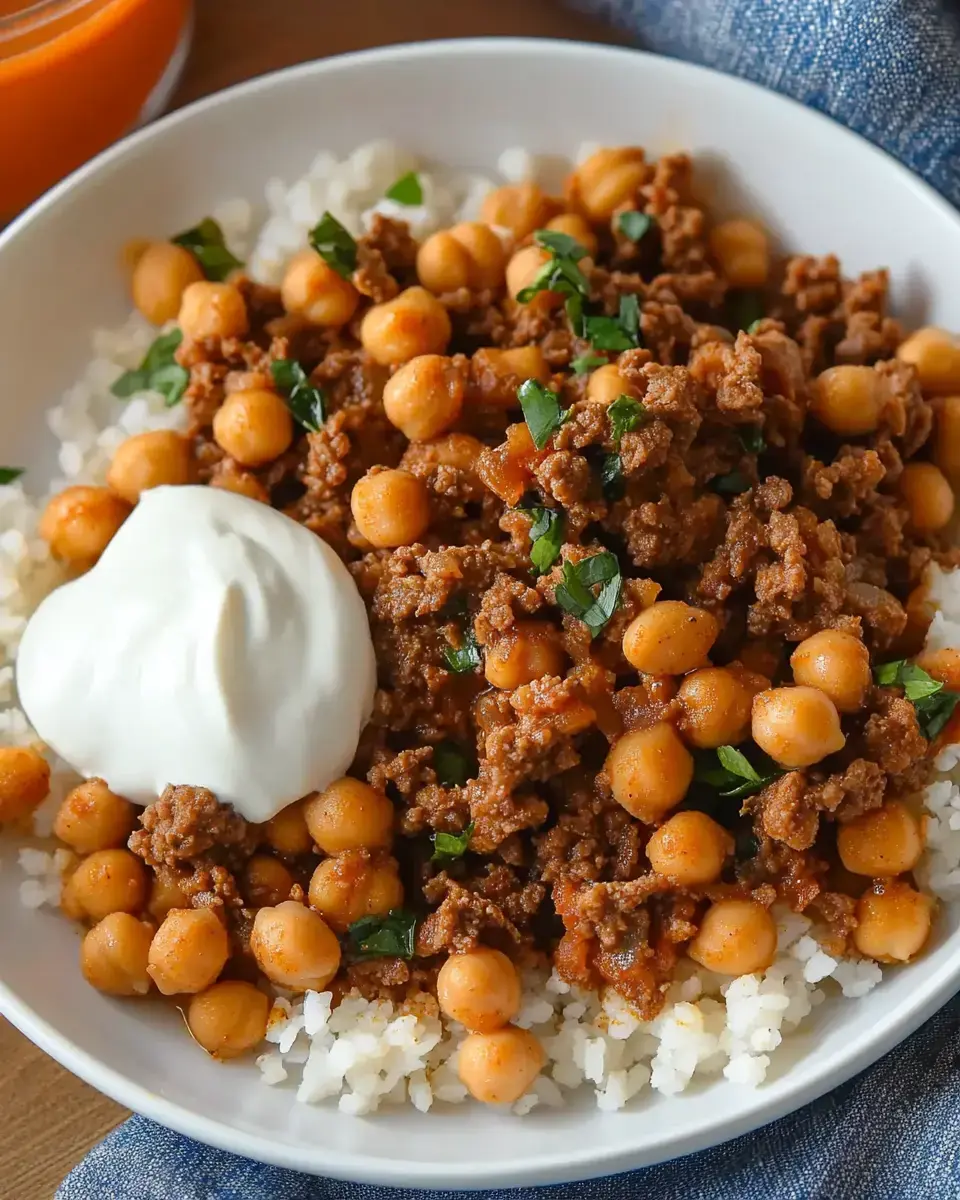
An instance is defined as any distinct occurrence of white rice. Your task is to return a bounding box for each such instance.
[3,139,960,1113]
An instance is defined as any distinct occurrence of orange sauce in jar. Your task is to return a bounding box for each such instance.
[0,0,191,219]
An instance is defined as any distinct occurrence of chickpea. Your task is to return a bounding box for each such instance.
[916,646,960,690]
[243,854,295,907]
[147,869,190,923]
[39,486,131,566]
[480,181,553,241]
[567,148,647,223]
[790,629,871,714]
[402,432,486,477]
[810,365,882,436]
[147,907,230,995]
[505,245,553,302]
[437,948,521,1033]
[212,388,294,468]
[484,621,566,689]
[106,430,194,503]
[350,468,430,548]
[751,686,845,768]
[303,777,394,855]
[177,280,248,341]
[605,723,694,824]
[382,354,465,441]
[708,219,770,288]
[899,461,955,532]
[646,810,733,886]
[80,912,154,996]
[470,345,550,409]
[587,364,636,407]
[0,746,50,823]
[131,241,204,324]
[264,799,313,856]
[688,899,778,976]
[837,802,924,877]
[187,980,270,1059]
[61,849,148,923]
[209,460,270,503]
[896,327,960,393]
[250,900,341,991]
[307,851,403,932]
[545,212,598,259]
[457,1027,545,1105]
[622,601,719,676]
[360,286,451,365]
[53,778,136,854]
[417,224,506,294]
[853,881,933,963]
[677,667,754,749]
[934,395,960,481]
[280,248,359,327]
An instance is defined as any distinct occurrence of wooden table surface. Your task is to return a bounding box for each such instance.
[0,4,626,1197]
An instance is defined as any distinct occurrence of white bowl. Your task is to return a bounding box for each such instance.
[2,38,960,1191]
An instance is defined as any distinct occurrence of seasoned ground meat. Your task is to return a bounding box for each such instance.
[129,784,258,869]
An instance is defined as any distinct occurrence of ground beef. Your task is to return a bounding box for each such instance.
[129,785,258,869]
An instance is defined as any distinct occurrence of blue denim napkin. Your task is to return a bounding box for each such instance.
[58,2,960,1197]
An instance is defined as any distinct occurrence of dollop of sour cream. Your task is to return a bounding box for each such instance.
[17,486,376,823]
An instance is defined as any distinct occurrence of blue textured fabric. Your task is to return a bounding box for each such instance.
[57,4,960,1198]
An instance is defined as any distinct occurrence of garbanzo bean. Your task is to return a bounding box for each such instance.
[751,686,845,768]
[39,486,131,566]
[147,907,230,995]
[605,723,694,824]
[280,248,359,327]
[80,912,154,996]
[147,869,191,923]
[303,777,394,855]
[457,1026,545,1105]
[899,461,955,532]
[209,460,270,503]
[916,646,960,690]
[0,746,50,823]
[187,980,270,1059]
[417,223,506,293]
[789,629,871,713]
[676,667,754,749]
[307,851,403,932]
[382,354,465,441]
[837,802,924,877]
[567,148,647,222]
[933,395,960,481]
[264,799,313,856]
[106,430,194,504]
[131,241,204,324]
[622,601,719,675]
[853,881,933,963]
[544,212,598,259]
[896,326,960,393]
[178,280,249,341]
[360,286,451,365]
[687,899,778,976]
[484,621,566,689]
[437,948,522,1033]
[243,854,295,907]
[708,219,769,288]
[249,900,341,991]
[350,467,430,548]
[810,365,882,435]
[587,363,637,407]
[480,181,553,241]
[53,778,136,854]
[401,432,486,478]
[61,849,148,923]
[505,245,552,302]
[646,810,733,886]
[470,346,550,408]
[212,388,295,468]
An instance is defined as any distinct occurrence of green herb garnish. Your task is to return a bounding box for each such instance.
[527,506,565,574]
[694,744,782,801]
[600,452,625,501]
[270,359,326,432]
[617,211,653,243]
[746,318,764,335]
[433,741,476,788]
[874,659,960,739]
[580,294,642,354]
[308,212,357,279]
[534,229,588,258]
[571,353,608,375]
[431,821,475,864]
[443,607,482,674]
[516,229,591,310]
[347,910,417,960]
[172,217,243,282]
[739,426,766,455]
[111,329,189,407]
[0,468,24,485]
[385,171,423,205]
[712,471,751,495]
[518,379,571,450]
[554,551,623,637]
[608,394,645,443]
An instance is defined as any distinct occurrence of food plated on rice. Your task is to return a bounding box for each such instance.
[4,137,960,1117]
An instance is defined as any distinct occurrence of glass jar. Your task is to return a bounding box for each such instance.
[0,0,192,220]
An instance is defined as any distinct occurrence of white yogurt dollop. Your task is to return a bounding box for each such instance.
[17,486,376,823]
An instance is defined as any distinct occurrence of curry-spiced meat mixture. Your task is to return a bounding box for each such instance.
[21,147,960,1084]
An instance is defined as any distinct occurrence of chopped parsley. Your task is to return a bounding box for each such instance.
[607,394,645,443]
[746,318,764,335]
[443,605,482,674]
[308,212,357,279]
[694,744,782,801]
[711,471,751,495]
[432,821,475,864]
[527,506,565,574]
[617,210,654,243]
[554,551,623,637]
[171,217,243,281]
[385,171,423,205]
[432,741,476,788]
[581,295,642,354]
[0,468,24,485]
[534,229,588,259]
[739,426,766,455]
[347,910,417,960]
[571,353,608,375]
[518,378,571,450]
[600,452,625,501]
[111,328,189,407]
[270,359,326,432]
[874,659,960,740]
[516,229,591,314]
